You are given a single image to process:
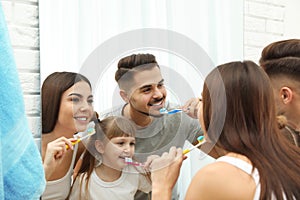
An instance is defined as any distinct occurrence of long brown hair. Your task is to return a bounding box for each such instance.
[41,72,91,133]
[202,61,300,199]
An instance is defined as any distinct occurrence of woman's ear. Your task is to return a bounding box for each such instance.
[280,87,293,104]
[95,140,105,154]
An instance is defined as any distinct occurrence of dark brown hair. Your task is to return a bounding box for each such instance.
[41,72,91,133]
[259,39,300,81]
[115,54,158,90]
[202,61,300,199]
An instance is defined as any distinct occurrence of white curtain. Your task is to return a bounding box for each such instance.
[39,0,243,112]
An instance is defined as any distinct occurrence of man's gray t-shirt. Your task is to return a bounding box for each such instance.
[101,102,202,162]
[100,102,202,200]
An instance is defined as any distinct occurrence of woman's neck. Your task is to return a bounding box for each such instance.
[51,125,75,139]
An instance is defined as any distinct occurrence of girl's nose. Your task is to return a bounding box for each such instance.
[123,144,132,153]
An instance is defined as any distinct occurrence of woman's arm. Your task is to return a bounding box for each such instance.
[43,137,74,180]
[150,147,184,200]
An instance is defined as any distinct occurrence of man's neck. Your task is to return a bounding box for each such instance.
[123,104,153,127]
[285,116,300,132]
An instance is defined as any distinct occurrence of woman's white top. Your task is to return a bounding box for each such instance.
[42,144,78,200]
[216,156,261,200]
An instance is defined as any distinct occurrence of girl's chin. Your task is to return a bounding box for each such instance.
[102,162,125,171]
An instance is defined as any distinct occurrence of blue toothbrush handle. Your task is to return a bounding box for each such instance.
[168,109,183,114]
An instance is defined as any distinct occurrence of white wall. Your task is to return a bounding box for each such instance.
[1,0,41,138]
[244,0,285,63]
[284,0,300,38]
[1,0,299,138]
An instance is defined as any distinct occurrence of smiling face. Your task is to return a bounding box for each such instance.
[125,66,167,117]
[99,136,136,170]
[55,81,94,134]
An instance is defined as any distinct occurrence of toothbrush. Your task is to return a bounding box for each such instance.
[183,135,205,154]
[159,108,183,115]
[66,122,96,149]
[124,157,144,166]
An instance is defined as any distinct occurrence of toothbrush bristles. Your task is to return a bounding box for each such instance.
[124,157,144,166]
[183,136,206,155]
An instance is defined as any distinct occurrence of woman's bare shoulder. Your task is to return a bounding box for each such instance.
[185,162,256,200]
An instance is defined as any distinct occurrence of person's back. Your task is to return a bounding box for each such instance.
[259,39,300,147]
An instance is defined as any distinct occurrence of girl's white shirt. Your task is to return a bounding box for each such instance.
[69,165,151,200]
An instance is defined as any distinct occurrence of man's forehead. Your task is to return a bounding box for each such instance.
[132,67,163,89]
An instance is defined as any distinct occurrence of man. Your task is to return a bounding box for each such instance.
[259,39,300,147]
[102,53,203,199]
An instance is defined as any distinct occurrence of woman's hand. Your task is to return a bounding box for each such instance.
[43,137,74,180]
[150,147,185,200]
[143,154,160,171]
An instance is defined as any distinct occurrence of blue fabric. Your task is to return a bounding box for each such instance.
[0,3,46,200]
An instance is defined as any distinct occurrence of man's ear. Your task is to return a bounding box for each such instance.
[280,87,293,104]
[95,140,105,154]
[120,90,129,103]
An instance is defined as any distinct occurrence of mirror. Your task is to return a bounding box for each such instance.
[39,0,243,197]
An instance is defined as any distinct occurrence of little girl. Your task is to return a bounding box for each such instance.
[68,116,151,200]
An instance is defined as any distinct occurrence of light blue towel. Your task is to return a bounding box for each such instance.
[0,3,46,200]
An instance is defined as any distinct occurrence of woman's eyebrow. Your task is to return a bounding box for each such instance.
[68,93,83,97]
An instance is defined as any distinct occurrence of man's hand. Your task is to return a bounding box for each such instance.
[181,97,202,119]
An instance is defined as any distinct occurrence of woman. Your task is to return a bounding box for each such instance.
[41,72,94,200]
[151,61,300,200]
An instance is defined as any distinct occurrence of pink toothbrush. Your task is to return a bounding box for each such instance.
[124,157,144,166]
